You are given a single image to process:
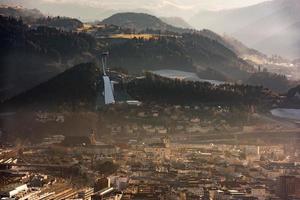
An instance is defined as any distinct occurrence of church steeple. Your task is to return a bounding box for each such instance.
[89,129,97,145]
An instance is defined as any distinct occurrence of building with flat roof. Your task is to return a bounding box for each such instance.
[78,187,94,200]
[0,183,28,198]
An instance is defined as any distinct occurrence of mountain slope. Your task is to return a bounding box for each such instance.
[102,12,186,33]
[234,0,300,49]
[34,16,84,31]
[0,16,96,101]
[253,21,300,59]
[190,0,300,59]
[190,0,279,35]
[198,29,266,59]
[0,6,84,31]
[108,33,254,81]
[127,72,275,106]
[160,17,192,29]
[3,63,100,109]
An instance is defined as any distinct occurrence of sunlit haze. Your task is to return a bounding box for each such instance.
[1,0,300,198]
[3,0,270,19]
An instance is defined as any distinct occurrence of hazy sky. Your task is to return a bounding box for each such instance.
[2,0,271,20]
[38,0,268,10]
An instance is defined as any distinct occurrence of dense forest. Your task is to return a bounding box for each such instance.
[246,72,291,93]
[34,16,83,31]
[108,34,253,81]
[0,16,96,101]
[2,63,101,110]
[108,37,194,73]
[3,67,279,111]
[127,72,277,106]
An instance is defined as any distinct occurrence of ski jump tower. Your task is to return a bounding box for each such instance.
[101,52,115,105]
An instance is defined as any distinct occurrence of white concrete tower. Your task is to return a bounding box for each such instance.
[101,52,115,105]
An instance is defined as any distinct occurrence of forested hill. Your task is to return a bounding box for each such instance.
[127,72,278,107]
[102,12,187,33]
[34,16,83,31]
[1,14,254,102]
[108,33,254,81]
[2,66,279,111]
[0,16,96,101]
[246,72,291,93]
[2,63,101,110]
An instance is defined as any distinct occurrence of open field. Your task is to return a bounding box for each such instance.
[109,33,159,40]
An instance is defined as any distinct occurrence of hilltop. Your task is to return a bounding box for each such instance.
[102,12,186,33]
[34,16,83,32]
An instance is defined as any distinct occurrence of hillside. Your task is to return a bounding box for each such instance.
[0,14,254,102]
[160,17,192,29]
[0,16,96,101]
[3,63,101,110]
[1,65,281,112]
[0,6,84,31]
[246,72,291,93]
[198,29,266,59]
[102,12,186,33]
[190,1,278,35]
[190,0,300,59]
[253,21,300,59]
[127,72,277,106]
[107,33,254,81]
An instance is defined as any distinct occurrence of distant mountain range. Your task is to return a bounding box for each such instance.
[190,0,300,59]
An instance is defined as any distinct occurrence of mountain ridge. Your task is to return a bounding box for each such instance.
[190,0,300,59]
[102,12,187,33]
[160,17,192,29]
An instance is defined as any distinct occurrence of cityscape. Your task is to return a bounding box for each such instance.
[1,0,300,200]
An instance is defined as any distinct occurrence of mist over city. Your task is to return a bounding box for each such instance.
[0,0,300,199]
